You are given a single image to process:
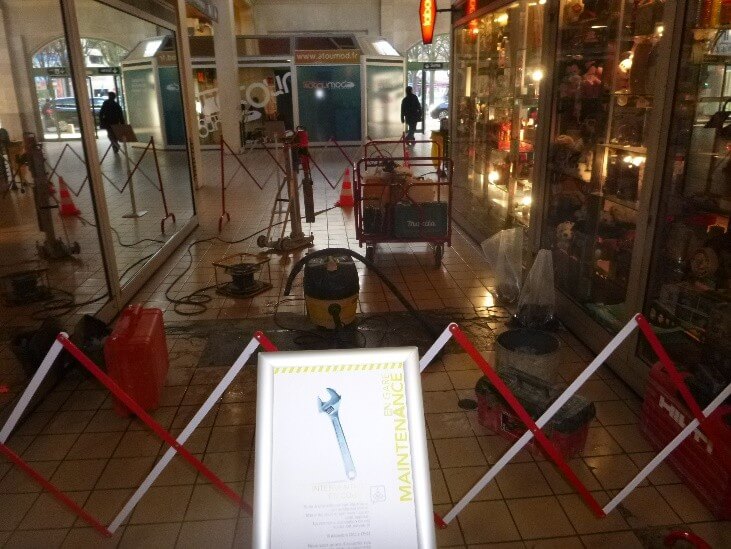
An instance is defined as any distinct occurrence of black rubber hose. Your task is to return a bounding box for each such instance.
[284,247,439,339]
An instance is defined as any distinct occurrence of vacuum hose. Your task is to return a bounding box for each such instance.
[284,247,439,339]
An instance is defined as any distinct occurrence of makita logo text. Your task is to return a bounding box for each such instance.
[658,395,713,454]
[303,80,355,90]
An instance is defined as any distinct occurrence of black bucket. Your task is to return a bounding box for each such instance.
[496,328,561,382]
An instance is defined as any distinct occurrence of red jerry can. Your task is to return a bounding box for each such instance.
[104,305,169,416]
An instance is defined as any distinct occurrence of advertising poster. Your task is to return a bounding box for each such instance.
[122,68,161,143]
[296,64,361,142]
[254,348,435,548]
[158,66,186,146]
[240,67,294,139]
[366,65,404,140]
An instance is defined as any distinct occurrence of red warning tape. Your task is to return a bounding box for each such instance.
[58,334,250,511]
[0,443,112,536]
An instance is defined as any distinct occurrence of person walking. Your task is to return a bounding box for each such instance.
[99,91,125,153]
[401,86,422,146]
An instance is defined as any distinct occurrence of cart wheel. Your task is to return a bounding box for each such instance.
[365,246,375,264]
[257,235,268,248]
[434,244,443,268]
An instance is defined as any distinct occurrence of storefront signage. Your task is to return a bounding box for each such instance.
[419,0,437,45]
[45,67,69,77]
[295,49,361,65]
[253,347,435,548]
[34,66,121,77]
[157,52,178,66]
[195,70,293,139]
[296,64,362,142]
[95,66,121,75]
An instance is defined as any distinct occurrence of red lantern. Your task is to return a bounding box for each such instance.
[419,0,437,45]
[467,0,478,36]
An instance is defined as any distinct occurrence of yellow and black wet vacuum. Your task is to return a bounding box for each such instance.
[284,248,438,340]
[287,253,359,329]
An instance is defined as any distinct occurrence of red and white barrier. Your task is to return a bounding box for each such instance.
[3,316,726,537]
[0,330,277,537]
[418,314,730,526]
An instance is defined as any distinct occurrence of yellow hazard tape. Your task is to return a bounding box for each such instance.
[273,362,402,375]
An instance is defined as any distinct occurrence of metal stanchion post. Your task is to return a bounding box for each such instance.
[257,138,314,252]
[122,136,147,218]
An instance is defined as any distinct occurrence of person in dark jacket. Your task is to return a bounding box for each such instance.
[99,91,125,153]
[400,86,422,145]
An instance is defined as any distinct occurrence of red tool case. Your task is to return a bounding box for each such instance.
[640,362,731,519]
[475,368,595,460]
[104,305,169,416]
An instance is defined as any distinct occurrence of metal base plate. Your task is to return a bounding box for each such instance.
[122,210,148,218]
[216,280,273,299]
[263,235,315,253]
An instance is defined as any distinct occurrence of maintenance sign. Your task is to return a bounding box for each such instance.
[253,347,435,548]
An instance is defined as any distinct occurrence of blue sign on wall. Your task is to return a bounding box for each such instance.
[158,66,186,146]
[296,64,361,142]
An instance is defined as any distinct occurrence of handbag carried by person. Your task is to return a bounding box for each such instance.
[705,100,731,139]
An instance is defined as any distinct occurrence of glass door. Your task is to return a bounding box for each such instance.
[638,1,731,378]
[542,0,668,335]
[74,0,198,295]
[451,0,545,242]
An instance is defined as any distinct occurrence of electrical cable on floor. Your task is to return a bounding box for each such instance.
[77,214,165,249]
[165,206,338,315]
[30,252,158,320]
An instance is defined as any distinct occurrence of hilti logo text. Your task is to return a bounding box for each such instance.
[659,395,713,454]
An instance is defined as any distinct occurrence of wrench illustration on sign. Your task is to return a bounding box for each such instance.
[318,388,357,480]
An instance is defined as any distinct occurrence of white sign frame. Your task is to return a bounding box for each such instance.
[253,347,435,549]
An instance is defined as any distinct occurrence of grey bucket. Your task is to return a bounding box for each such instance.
[495,329,561,382]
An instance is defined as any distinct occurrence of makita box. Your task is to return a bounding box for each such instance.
[640,362,731,519]
[393,201,448,239]
[475,368,595,460]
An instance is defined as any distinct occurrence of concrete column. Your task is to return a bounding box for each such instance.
[212,0,240,149]
[0,5,22,137]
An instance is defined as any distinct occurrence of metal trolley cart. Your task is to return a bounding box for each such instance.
[354,154,453,267]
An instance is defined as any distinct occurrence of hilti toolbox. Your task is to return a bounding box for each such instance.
[104,305,169,416]
[475,368,595,460]
[640,362,731,519]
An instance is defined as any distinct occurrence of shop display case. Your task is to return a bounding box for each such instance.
[450,0,729,393]
[451,0,545,242]
[639,2,730,377]
[542,0,668,334]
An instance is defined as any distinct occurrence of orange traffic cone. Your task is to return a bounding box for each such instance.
[335,168,354,207]
[58,177,80,216]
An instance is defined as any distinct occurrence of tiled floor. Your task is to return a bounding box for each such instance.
[1,139,729,547]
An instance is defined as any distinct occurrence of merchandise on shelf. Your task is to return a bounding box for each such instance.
[451,1,545,239]
[542,0,668,333]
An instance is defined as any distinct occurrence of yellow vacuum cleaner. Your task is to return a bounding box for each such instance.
[298,254,359,329]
